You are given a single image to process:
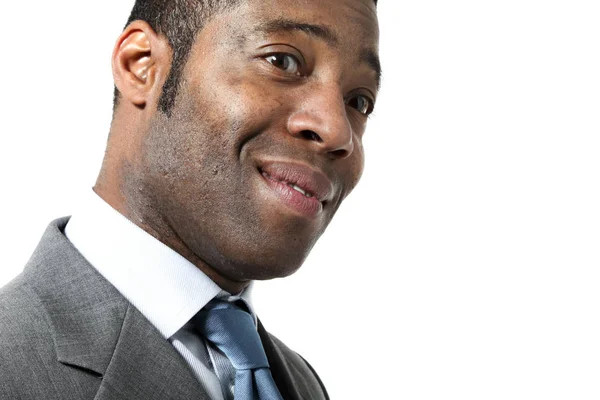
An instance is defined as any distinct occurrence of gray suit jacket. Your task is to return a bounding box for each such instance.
[0,218,329,400]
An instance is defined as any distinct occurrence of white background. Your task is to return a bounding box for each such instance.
[1,1,599,399]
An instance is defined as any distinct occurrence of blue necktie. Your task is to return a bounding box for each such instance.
[194,300,284,400]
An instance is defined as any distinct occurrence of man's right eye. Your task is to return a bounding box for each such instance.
[264,53,301,76]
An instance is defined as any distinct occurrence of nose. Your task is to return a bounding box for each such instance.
[286,86,354,159]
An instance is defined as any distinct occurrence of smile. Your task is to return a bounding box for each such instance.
[261,171,315,198]
[257,161,334,218]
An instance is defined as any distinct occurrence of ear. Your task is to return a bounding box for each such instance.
[112,20,170,108]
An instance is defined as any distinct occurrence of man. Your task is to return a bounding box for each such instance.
[0,0,380,398]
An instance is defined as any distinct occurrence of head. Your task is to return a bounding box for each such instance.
[96,0,381,293]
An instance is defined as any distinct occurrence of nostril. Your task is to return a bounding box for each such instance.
[329,149,349,159]
[300,130,323,143]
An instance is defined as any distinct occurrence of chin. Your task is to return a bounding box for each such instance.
[210,235,317,282]
[215,257,304,283]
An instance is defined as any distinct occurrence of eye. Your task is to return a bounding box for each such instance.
[264,53,301,75]
[346,94,374,116]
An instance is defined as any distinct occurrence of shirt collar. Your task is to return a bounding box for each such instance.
[64,189,256,339]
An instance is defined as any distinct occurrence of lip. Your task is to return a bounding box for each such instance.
[257,160,334,218]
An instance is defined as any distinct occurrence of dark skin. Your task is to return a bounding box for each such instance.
[95,0,380,294]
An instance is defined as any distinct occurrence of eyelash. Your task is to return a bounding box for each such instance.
[264,53,303,76]
[263,52,375,116]
[346,94,375,117]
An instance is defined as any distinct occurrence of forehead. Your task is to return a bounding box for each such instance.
[234,0,379,48]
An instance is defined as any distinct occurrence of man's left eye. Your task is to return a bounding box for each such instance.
[265,53,301,75]
[346,95,374,116]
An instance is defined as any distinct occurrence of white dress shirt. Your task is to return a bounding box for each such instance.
[64,189,256,400]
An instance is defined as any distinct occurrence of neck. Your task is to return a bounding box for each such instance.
[96,112,251,294]
[92,184,251,294]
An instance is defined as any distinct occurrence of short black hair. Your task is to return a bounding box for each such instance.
[114,0,378,116]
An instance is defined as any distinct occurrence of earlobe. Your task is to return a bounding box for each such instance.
[112,21,166,107]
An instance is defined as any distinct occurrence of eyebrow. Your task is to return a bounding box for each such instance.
[256,19,339,45]
[254,18,382,90]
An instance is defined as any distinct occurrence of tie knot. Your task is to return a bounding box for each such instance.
[194,300,269,371]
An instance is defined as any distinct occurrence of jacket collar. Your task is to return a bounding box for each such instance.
[24,217,208,399]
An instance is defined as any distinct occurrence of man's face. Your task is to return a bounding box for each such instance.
[136,0,379,283]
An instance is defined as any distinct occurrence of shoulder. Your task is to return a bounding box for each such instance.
[0,272,50,340]
[0,274,54,396]
[0,269,101,399]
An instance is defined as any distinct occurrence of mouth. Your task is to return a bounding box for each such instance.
[260,170,316,198]
[257,161,334,218]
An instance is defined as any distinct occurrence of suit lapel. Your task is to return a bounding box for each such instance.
[25,218,209,400]
[258,320,304,400]
[94,304,208,400]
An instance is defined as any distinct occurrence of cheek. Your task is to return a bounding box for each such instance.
[208,63,291,127]
[191,83,285,159]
